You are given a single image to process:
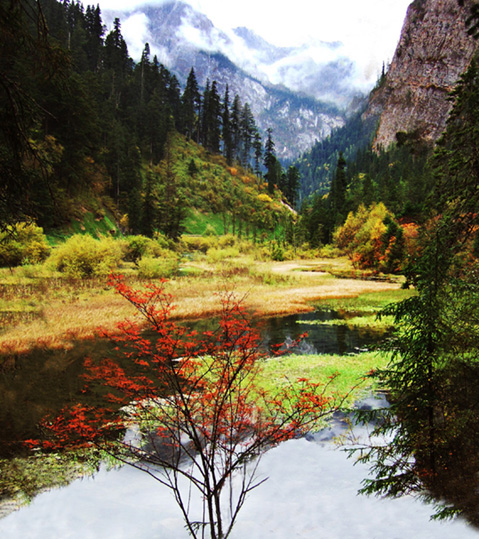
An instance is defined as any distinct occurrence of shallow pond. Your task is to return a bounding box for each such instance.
[1,309,478,535]
[0,397,477,538]
[0,308,381,457]
[259,309,385,355]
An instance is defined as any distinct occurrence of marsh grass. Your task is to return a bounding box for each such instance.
[259,350,390,407]
[313,288,415,314]
[301,314,395,331]
[0,256,404,354]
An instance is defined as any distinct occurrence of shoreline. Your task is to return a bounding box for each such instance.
[0,259,402,357]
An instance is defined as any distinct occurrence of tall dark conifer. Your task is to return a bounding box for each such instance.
[264,128,278,194]
[231,94,242,162]
[240,103,255,168]
[181,68,201,141]
[253,130,262,177]
[222,85,233,163]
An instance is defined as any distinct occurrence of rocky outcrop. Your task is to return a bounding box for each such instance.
[364,0,478,149]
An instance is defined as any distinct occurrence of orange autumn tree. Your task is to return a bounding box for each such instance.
[30,275,343,539]
[334,202,418,273]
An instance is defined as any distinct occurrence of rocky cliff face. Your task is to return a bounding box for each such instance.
[365,0,478,149]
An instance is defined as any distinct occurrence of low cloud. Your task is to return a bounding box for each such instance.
[122,13,150,59]
[101,1,384,107]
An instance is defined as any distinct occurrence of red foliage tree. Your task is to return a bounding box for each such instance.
[29,275,344,539]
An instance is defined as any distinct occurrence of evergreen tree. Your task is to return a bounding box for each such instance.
[253,130,263,177]
[240,102,255,167]
[168,74,182,130]
[181,68,201,141]
[84,5,104,72]
[157,139,186,240]
[222,85,233,163]
[354,59,479,523]
[329,152,347,220]
[204,80,221,153]
[285,165,300,207]
[264,128,278,194]
[199,79,210,147]
[231,94,242,162]
[103,18,131,107]
[138,43,151,104]
[0,0,69,226]
[140,170,157,238]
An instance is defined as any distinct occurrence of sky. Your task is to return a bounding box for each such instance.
[95,0,412,87]
[95,0,411,47]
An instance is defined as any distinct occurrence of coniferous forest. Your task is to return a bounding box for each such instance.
[1,0,298,241]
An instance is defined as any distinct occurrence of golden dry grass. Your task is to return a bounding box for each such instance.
[0,257,402,354]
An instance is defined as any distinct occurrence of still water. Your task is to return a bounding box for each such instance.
[1,310,477,536]
[0,402,477,538]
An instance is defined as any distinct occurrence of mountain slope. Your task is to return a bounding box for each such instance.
[105,1,349,159]
[364,0,478,149]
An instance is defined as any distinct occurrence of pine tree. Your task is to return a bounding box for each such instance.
[285,165,300,207]
[353,59,479,523]
[231,94,242,162]
[140,170,157,238]
[240,103,255,168]
[253,130,263,177]
[181,68,201,141]
[204,80,221,153]
[222,85,233,163]
[84,5,104,72]
[264,128,278,194]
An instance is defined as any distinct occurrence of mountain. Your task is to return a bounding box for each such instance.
[103,1,358,159]
[364,0,479,149]
[296,0,479,201]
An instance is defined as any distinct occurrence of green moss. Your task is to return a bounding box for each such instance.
[259,350,390,406]
[313,288,416,314]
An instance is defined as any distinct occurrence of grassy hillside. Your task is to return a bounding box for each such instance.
[43,133,293,245]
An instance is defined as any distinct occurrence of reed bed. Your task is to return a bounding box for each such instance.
[0,257,402,355]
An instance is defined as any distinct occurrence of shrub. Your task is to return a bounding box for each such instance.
[0,222,51,267]
[271,243,284,261]
[206,246,240,263]
[137,255,179,279]
[218,234,236,248]
[123,235,169,263]
[49,234,123,278]
[181,236,217,254]
[202,224,218,237]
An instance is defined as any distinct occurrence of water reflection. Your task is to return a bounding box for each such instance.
[410,361,479,527]
[0,309,384,458]
[259,310,386,355]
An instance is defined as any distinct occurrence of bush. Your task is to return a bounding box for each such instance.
[137,255,179,279]
[202,224,218,237]
[318,245,342,258]
[218,234,237,248]
[49,234,123,278]
[206,246,240,263]
[181,236,217,254]
[123,235,169,263]
[271,243,284,261]
[0,222,51,267]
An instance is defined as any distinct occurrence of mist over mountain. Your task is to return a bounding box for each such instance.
[102,1,369,159]
[111,1,367,106]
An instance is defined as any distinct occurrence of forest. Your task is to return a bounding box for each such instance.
[1,0,298,244]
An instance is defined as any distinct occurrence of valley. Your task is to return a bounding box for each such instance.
[3,0,479,535]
